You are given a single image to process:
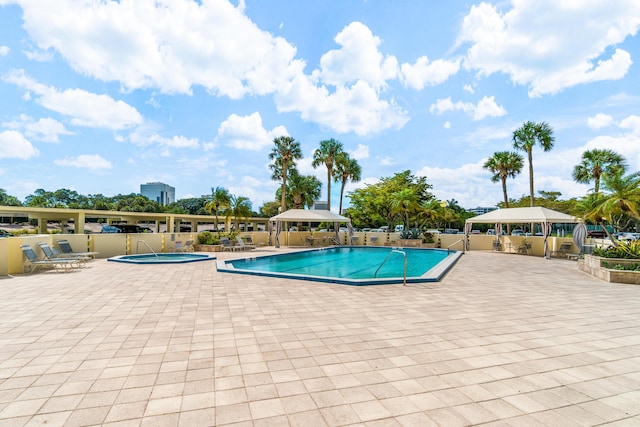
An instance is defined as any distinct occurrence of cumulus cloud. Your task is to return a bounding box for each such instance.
[3,69,143,130]
[54,154,112,170]
[12,0,302,98]
[429,95,506,120]
[587,113,614,130]
[2,114,73,142]
[0,130,39,159]
[217,112,287,150]
[348,144,369,160]
[458,1,640,96]
[400,56,460,90]
[313,22,398,90]
[0,45,9,56]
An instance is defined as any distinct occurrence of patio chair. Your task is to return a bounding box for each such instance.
[176,240,194,252]
[220,237,241,252]
[236,236,256,251]
[57,239,99,258]
[21,245,82,273]
[551,242,573,258]
[243,235,264,248]
[38,242,90,264]
[517,242,532,255]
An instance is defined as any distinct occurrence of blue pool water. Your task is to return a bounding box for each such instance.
[109,253,216,264]
[218,246,462,285]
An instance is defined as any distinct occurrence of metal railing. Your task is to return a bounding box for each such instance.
[136,240,158,257]
[447,239,465,253]
[374,249,407,286]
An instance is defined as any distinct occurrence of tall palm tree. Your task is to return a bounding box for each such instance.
[483,151,524,208]
[333,153,361,215]
[312,138,344,211]
[572,149,627,195]
[512,121,555,206]
[269,136,302,213]
[204,186,231,232]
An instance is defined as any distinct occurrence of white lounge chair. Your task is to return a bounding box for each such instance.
[57,239,99,258]
[235,236,256,251]
[21,245,82,273]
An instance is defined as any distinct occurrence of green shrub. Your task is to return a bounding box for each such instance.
[593,240,640,259]
[601,261,640,271]
[197,231,219,245]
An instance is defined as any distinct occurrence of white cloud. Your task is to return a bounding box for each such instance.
[0,45,9,56]
[13,0,302,98]
[429,96,506,120]
[348,144,369,160]
[217,112,287,150]
[0,130,39,159]
[54,154,112,170]
[458,1,640,96]
[3,69,143,130]
[2,114,73,142]
[443,121,451,129]
[400,56,460,90]
[379,156,395,166]
[23,48,54,62]
[313,22,398,90]
[587,113,614,130]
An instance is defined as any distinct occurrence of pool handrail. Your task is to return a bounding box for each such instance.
[374,249,407,286]
[136,240,159,257]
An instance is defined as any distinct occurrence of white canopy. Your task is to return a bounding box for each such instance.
[464,206,578,225]
[269,209,351,248]
[464,207,580,258]
[270,209,351,223]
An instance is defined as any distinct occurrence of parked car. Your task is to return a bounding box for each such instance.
[426,229,441,235]
[586,230,607,238]
[101,224,122,233]
[511,229,525,236]
[0,229,9,237]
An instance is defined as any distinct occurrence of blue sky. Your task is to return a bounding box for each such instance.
[1,0,639,212]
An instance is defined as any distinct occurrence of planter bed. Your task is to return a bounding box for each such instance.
[579,255,640,284]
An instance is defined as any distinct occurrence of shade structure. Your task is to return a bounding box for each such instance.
[464,207,580,258]
[269,209,351,248]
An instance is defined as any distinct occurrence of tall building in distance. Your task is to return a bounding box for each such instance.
[140,182,175,206]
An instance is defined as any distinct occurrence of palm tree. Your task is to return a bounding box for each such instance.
[483,151,524,208]
[512,121,555,206]
[287,169,322,210]
[226,194,253,232]
[204,187,231,232]
[391,188,420,229]
[333,153,361,215]
[597,171,640,221]
[312,138,344,211]
[572,149,627,195]
[269,136,302,213]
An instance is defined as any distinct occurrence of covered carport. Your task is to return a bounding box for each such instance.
[464,207,580,258]
[269,209,352,248]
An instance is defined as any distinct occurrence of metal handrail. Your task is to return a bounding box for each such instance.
[447,239,465,253]
[136,240,158,257]
[374,249,407,286]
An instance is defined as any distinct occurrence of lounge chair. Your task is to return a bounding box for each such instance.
[57,239,99,258]
[38,242,90,264]
[220,237,241,252]
[235,236,256,251]
[243,236,264,248]
[176,240,194,252]
[551,242,573,258]
[21,245,82,273]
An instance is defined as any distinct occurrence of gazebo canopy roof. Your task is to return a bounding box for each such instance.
[465,207,579,225]
[270,209,350,223]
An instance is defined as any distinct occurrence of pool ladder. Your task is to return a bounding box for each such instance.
[374,249,407,286]
[136,240,159,257]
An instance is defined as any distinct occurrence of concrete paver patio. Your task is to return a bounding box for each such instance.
[1,249,639,426]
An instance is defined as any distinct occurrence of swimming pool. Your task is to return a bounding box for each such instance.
[217,246,462,285]
[108,253,216,264]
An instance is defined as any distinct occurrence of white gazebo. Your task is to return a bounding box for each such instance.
[464,207,580,258]
[269,209,352,248]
